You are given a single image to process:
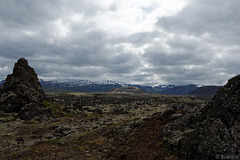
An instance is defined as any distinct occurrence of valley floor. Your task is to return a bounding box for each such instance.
[0,92,204,160]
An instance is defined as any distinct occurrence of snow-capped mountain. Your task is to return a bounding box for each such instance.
[40,79,128,87]
[39,79,198,95]
[40,79,129,93]
[153,84,176,91]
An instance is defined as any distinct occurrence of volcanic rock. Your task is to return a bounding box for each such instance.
[0,58,48,120]
[163,75,240,159]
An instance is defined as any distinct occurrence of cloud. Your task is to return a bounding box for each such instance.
[0,0,239,86]
[145,0,240,85]
[157,0,240,45]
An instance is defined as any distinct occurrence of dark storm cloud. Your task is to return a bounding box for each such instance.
[0,0,101,28]
[0,1,57,28]
[27,28,141,81]
[143,37,233,85]
[34,63,105,80]
[0,0,140,81]
[157,0,240,45]
[144,35,212,67]
[142,0,240,85]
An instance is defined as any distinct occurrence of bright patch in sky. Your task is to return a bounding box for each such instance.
[53,19,71,38]
[95,0,189,35]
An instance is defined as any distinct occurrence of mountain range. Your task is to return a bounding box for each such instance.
[0,79,221,97]
[39,79,199,94]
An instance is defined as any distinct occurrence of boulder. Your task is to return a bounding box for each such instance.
[163,75,240,160]
[0,58,49,120]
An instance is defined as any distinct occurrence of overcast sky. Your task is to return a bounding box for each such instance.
[0,0,240,86]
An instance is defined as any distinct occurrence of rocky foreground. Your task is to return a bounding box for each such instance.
[163,75,240,160]
[0,92,203,160]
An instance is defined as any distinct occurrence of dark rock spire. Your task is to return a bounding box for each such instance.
[0,58,48,120]
[4,58,45,99]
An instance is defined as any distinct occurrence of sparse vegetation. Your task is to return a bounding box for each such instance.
[0,91,205,160]
[23,120,38,124]
[1,134,12,138]
[125,146,131,152]
[39,139,61,145]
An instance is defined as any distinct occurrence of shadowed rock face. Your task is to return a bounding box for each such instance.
[0,58,48,120]
[163,75,240,160]
[0,86,3,94]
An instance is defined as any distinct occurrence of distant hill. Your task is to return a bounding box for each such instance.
[188,86,221,99]
[132,84,177,94]
[110,86,149,94]
[0,79,215,96]
[160,84,198,95]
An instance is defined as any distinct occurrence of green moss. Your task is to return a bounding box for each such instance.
[132,117,140,121]
[23,121,37,124]
[42,100,79,118]
[42,100,63,117]
[1,134,12,138]
[126,146,131,152]
[42,100,52,107]
[40,139,60,145]
[77,132,91,140]
[85,113,103,118]
[63,112,74,117]
[43,100,61,111]
[107,122,122,128]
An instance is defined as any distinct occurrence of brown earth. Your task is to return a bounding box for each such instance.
[110,109,184,160]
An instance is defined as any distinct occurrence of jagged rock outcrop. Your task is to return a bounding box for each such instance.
[163,75,240,160]
[0,58,49,120]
